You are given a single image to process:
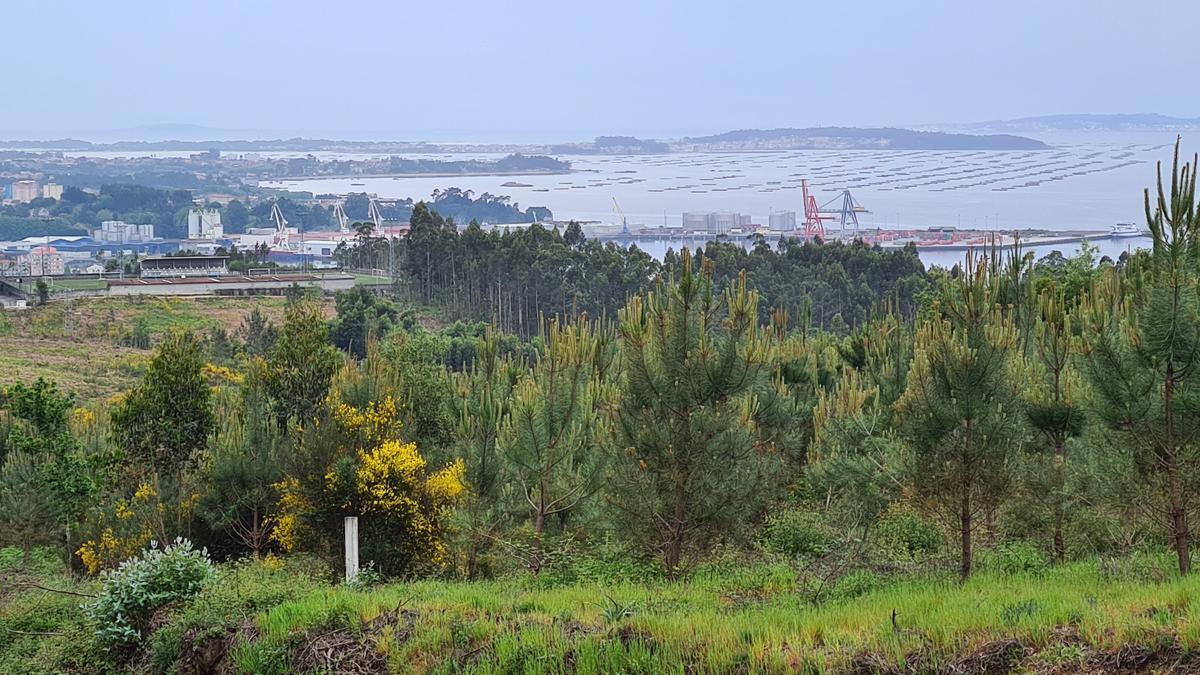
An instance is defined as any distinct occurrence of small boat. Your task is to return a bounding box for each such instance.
[1110,223,1145,238]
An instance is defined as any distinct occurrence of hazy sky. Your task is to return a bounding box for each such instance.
[4,0,1196,141]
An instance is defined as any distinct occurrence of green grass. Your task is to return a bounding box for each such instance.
[17,278,109,293]
[351,272,396,286]
[6,548,1194,674]
[223,560,1199,673]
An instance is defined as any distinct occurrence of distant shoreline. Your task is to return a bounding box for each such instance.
[265,169,571,182]
[0,125,1049,154]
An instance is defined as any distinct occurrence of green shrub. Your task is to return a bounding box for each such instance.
[347,560,383,590]
[874,502,943,561]
[541,534,664,586]
[147,554,328,672]
[760,507,834,560]
[83,538,214,652]
[828,569,882,601]
[1096,549,1176,583]
[979,541,1048,575]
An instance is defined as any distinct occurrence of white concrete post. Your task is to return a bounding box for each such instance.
[344,516,359,583]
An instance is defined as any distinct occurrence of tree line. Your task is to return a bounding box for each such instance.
[338,202,929,338]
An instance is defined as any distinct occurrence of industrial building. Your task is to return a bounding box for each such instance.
[769,211,798,231]
[187,208,224,239]
[41,183,63,200]
[107,273,354,297]
[681,211,753,235]
[95,220,156,244]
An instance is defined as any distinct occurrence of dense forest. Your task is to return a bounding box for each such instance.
[338,203,928,336]
[3,143,1200,672]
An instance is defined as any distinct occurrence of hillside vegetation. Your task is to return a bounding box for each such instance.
[3,141,1200,673]
[3,549,1200,674]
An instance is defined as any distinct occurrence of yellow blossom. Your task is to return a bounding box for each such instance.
[269,478,305,552]
[426,459,466,503]
[115,501,133,520]
[356,439,425,513]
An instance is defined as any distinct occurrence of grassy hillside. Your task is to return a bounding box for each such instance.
[3,550,1199,674]
[0,296,331,404]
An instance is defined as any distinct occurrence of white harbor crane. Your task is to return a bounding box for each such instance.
[269,201,292,248]
[333,202,349,234]
[368,198,385,232]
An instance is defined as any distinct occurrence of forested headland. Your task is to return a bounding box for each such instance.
[3,143,1200,673]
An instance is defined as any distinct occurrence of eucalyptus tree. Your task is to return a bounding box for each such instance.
[1080,138,1200,574]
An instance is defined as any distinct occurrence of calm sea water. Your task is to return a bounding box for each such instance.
[624,233,1152,270]
[262,132,1192,231]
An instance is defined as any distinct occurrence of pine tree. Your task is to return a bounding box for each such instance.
[897,254,1022,580]
[1080,138,1200,574]
[450,329,521,578]
[111,331,214,475]
[810,312,915,532]
[197,362,284,556]
[0,451,57,569]
[612,250,777,574]
[264,299,342,428]
[498,315,615,573]
[1024,289,1085,562]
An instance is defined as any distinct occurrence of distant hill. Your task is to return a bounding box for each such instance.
[550,136,670,154]
[954,114,1200,133]
[0,127,1048,154]
[672,127,1048,151]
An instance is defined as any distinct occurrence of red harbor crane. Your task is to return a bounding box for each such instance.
[802,179,832,239]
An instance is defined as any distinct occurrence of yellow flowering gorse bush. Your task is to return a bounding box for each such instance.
[268,396,465,573]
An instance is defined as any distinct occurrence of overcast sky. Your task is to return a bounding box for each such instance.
[4,0,1196,142]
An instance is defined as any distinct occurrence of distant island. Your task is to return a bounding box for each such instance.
[948,113,1200,133]
[670,127,1048,151]
[0,126,1048,154]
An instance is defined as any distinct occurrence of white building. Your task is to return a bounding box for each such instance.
[95,220,155,244]
[682,212,710,232]
[11,180,39,203]
[682,211,752,235]
[42,183,64,200]
[769,211,797,231]
[187,208,224,239]
[299,239,338,257]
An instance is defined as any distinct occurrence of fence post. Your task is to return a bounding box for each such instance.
[344,516,359,583]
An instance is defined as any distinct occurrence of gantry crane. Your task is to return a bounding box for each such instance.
[801,179,832,240]
[819,189,870,233]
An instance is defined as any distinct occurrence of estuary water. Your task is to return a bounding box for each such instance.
[250,131,1191,266]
